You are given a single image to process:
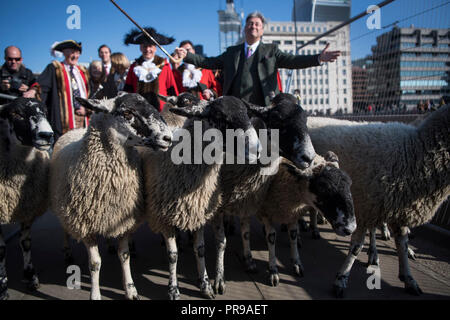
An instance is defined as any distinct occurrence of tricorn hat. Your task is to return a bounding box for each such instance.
[51,40,82,57]
[124,27,175,46]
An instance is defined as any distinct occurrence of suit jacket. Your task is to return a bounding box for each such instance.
[184,42,321,106]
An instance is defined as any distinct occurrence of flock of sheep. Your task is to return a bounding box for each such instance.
[0,92,448,300]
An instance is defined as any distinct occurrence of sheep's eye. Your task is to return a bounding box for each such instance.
[123,110,133,120]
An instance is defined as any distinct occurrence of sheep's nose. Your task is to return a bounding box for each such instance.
[301,154,314,164]
[162,135,172,144]
[38,131,54,140]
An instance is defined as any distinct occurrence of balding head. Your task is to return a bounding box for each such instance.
[4,46,23,72]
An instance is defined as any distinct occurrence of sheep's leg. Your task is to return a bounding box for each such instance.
[162,230,180,300]
[19,222,39,291]
[0,227,8,300]
[84,239,102,300]
[367,228,380,266]
[298,216,309,232]
[240,216,256,273]
[380,223,391,241]
[334,226,366,298]
[288,222,304,277]
[193,227,215,299]
[212,213,226,295]
[310,209,321,239]
[393,226,422,295]
[262,218,279,287]
[63,232,74,265]
[117,236,139,300]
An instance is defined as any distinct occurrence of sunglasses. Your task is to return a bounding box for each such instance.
[7,57,22,62]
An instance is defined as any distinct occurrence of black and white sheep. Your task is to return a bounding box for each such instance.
[141,96,262,300]
[0,98,54,300]
[254,152,355,286]
[307,104,450,297]
[50,93,172,300]
[208,93,351,294]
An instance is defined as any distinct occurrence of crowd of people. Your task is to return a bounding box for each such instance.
[1,11,341,141]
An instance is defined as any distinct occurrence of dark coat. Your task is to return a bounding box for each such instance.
[184,42,321,106]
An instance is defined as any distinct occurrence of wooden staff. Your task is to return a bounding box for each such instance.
[110,0,182,64]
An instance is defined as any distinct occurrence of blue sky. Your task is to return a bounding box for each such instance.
[0,0,448,73]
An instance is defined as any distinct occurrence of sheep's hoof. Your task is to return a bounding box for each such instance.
[381,231,391,241]
[200,281,215,299]
[0,290,9,300]
[214,278,226,295]
[408,247,417,261]
[298,220,309,232]
[311,230,321,240]
[0,279,9,300]
[293,263,304,277]
[25,276,40,291]
[403,277,423,296]
[268,268,279,287]
[333,284,345,298]
[90,292,102,300]
[23,268,40,291]
[367,248,379,266]
[168,285,180,300]
[125,283,139,300]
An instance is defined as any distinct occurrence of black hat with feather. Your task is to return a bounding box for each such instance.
[124,27,175,46]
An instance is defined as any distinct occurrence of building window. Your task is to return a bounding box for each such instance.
[282,26,286,32]
[312,27,315,32]
[285,40,293,45]
[277,26,280,32]
[344,98,347,104]
[306,27,310,32]
[301,27,304,32]
[343,88,347,94]
[343,79,347,85]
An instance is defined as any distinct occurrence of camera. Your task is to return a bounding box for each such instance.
[10,77,23,90]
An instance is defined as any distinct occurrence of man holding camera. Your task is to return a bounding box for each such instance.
[0,46,37,104]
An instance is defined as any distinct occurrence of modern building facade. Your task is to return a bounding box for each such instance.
[367,26,450,111]
[263,21,353,114]
[218,0,243,54]
[292,0,351,22]
[351,56,371,112]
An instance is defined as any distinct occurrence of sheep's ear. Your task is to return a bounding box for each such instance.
[117,91,127,98]
[169,106,207,118]
[76,97,112,113]
[157,93,178,106]
[243,100,270,120]
[324,151,339,168]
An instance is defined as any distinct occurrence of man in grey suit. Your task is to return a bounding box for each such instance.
[175,11,340,106]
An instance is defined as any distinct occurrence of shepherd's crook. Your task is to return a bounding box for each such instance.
[110,0,182,64]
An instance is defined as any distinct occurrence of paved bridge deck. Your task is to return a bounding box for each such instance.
[3,211,450,300]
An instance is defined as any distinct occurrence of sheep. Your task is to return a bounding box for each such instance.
[49,92,172,300]
[0,98,54,300]
[207,93,348,295]
[254,152,355,286]
[140,95,261,300]
[306,104,450,297]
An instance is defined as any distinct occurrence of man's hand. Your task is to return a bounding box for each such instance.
[202,89,214,101]
[175,47,187,60]
[319,43,341,63]
[18,84,29,92]
[23,89,36,98]
[1,80,11,91]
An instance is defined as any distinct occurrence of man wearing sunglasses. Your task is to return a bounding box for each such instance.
[0,46,37,103]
